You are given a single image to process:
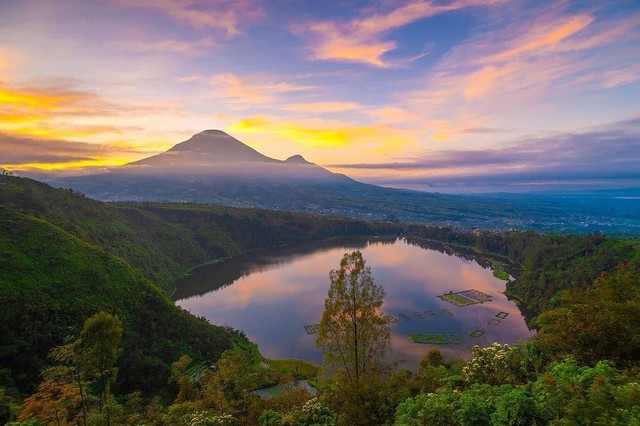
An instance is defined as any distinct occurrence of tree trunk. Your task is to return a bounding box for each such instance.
[76,373,88,426]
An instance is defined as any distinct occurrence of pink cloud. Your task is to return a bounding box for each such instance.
[401,5,640,129]
[292,0,507,67]
[122,0,263,38]
[113,36,217,56]
[210,73,315,106]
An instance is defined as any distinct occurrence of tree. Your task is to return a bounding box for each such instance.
[317,251,390,425]
[170,355,198,403]
[50,340,90,426]
[18,373,82,426]
[201,346,261,417]
[317,251,390,385]
[74,312,123,426]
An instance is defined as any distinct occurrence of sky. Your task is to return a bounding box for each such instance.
[1,0,639,192]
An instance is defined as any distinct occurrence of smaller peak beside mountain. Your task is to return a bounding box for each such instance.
[285,155,312,165]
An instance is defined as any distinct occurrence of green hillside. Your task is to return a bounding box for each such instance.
[0,175,398,395]
[0,207,237,394]
[0,175,398,293]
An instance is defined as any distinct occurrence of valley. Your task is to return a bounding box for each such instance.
[48,131,640,236]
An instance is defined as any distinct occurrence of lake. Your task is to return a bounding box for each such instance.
[175,237,534,367]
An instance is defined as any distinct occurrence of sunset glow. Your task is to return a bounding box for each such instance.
[1,0,638,191]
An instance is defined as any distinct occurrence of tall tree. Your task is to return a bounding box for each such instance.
[75,311,123,426]
[317,251,390,385]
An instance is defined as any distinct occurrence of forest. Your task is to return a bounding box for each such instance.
[1,175,639,425]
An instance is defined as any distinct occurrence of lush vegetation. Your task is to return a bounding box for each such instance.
[0,207,237,397]
[2,174,640,425]
[406,226,639,314]
[0,175,400,293]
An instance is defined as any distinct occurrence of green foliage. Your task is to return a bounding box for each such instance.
[420,348,445,368]
[75,312,123,405]
[292,398,336,426]
[0,175,399,293]
[258,410,283,426]
[407,226,639,315]
[395,358,640,426]
[316,251,390,425]
[171,355,199,403]
[0,208,235,394]
[463,342,547,386]
[3,174,640,425]
[317,251,390,384]
[260,359,319,380]
[0,387,19,424]
[534,261,640,366]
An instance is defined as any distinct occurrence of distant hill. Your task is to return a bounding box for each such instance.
[50,131,640,235]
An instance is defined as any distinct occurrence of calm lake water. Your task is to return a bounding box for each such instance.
[175,237,534,367]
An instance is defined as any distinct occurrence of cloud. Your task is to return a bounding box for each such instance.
[292,0,506,67]
[0,133,111,166]
[114,36,216,56]
[210,73,315,107]
[329,117,640,186]
[482,14,594,63]
[121,0,263,38]
[0,81,124,140]
[226,115,420,162]
[282,102,361,114]
[0,82,108,120]
[405,5,640,117]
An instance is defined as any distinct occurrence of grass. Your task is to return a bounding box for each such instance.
[260,358,320,379]
[489,259,510,281]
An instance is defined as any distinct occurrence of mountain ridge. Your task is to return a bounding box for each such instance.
[125,130,328,176]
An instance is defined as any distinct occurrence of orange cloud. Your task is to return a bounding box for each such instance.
[402,7,640,132]
[122,0,263,38]
[293,0,507,67]
[210,73,315,106]
[0,83,112,129]
[228,115,417,150]
[485,15,593,62]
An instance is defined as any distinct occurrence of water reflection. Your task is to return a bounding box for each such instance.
[175,237,534,367]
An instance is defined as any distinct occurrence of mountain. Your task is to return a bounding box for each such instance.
[50,131,640,235]
[127,129,277,169]
[117,129,350,183]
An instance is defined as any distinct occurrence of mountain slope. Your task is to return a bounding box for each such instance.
[0,207,236,394]
[0,175,398,291]
[127,129,276,168]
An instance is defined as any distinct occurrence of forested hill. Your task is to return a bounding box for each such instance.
[0,207,237,394]
[0,175,399,395]
[2,175,640,424]
[0,175,400,293]
[406,225,640,314]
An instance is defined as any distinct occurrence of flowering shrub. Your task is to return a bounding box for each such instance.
[463,343,517,385]
[293,398,336,426]
[184,412,239,426]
